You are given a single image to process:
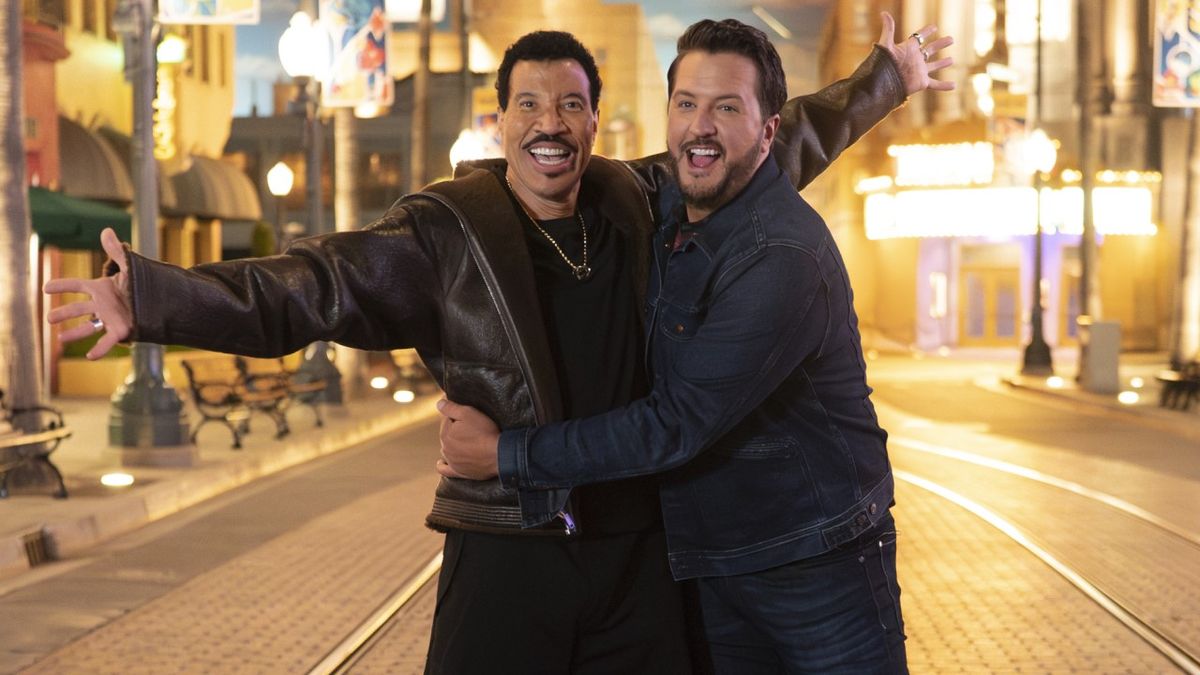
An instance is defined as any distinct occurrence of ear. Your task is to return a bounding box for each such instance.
[761,114,781,152]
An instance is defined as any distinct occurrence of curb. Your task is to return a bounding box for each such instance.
[0,397,441,579]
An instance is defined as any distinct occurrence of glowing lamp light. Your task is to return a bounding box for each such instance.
[1118,391,1140,405]
[393,389,416,403]
[278,12,331,80]
[449,129,487,168]
[370,376,390,390]
[267,161,295,198]
[1046,376,1065,389]
[1130,377,1145,389]
[101,473,135,487]
[157,34,188,64]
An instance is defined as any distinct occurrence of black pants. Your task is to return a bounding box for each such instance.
[424,528,692,674]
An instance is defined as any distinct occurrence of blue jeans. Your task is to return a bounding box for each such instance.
[690,517,907,674]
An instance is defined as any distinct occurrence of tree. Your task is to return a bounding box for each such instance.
[0,0,44,429]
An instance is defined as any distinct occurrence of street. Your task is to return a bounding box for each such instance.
[2,353,1197,673]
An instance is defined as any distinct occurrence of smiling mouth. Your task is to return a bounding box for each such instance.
[685,145,721,170]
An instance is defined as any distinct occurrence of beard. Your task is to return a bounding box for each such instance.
[668,131,765,218]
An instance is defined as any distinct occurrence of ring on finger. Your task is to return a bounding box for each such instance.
[920,47,930,61]
[89,316,105,332]
[910,31,925,46]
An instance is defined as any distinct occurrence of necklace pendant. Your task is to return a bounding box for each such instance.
[574,265,592,281]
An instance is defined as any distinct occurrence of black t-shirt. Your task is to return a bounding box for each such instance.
[501,179,661,536]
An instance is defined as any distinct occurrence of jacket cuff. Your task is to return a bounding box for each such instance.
[867,44,909,107]
[497,427,528,489]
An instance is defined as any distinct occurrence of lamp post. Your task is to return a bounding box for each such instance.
[266,161,293,252]
[110,0,190,458]
[278,10,342,402]
[1020,128,1057,375]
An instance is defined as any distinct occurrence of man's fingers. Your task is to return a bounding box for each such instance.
[100,228,128,271]
[87,333,120,360]
[438,399,492,427]
[47,300,96,324]
[923,36,953,55]
[877,11,896,44]
[43,278,88,296]
[927,79,956,92]
[59,323,97,343]
[436,458,468,479]
[927,57,953,73]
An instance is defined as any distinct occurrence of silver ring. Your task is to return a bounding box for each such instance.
[910,32,925,47]
[89,316,105,332]
[920,47,930,61]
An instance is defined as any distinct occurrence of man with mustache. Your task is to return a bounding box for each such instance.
[439,18,953,673]
[46,17,949,672]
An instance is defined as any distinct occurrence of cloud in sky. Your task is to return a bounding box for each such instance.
[647,13,687,41]
[235,53,284,81]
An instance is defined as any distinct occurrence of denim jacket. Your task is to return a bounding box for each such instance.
[498,157,894,579]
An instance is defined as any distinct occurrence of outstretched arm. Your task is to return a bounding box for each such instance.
[45,228,134,360]
[772,11,955,190]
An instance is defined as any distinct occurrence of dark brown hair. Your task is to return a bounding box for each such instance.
[667,19,787,118]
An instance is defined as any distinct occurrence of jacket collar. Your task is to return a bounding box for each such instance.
[667,153,784,255]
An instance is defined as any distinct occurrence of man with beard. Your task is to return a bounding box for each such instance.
[47,19,948,673]
[440,18,953,673]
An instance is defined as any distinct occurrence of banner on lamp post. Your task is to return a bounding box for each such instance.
[320,0,393,108]
[1154,0,1200,107]
[158,0,258,24]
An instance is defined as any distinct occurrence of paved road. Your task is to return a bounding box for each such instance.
[7,354,1197,673]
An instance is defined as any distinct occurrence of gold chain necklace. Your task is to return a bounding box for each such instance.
[505,178,592,281]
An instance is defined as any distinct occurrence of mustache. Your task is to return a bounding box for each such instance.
[522,134,578,152]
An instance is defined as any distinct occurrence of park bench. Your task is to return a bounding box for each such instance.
[0,390,71,499]
[181,356,288,449]
[236,356,326,429]
[1156,361,1200,412]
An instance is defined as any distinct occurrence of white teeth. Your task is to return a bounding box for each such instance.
[689,148,719,156]
[530,147,568,156]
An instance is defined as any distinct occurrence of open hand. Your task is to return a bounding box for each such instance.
[43,227,132,360]
[877,11,955,96]
[436,398,501,480]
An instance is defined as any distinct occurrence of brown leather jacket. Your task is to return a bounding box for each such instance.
[124,47,906,535]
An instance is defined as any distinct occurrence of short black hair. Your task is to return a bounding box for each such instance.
[667,19,787,119]
[495,31,602,112]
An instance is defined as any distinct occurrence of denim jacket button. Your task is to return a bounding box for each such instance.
[674,323,685,334]
[855,513,869,527]
[869,502,878,515]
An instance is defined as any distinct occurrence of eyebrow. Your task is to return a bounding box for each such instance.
[671,89,746,104]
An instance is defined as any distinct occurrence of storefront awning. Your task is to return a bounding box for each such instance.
[169,155,262,221]
[58,116,134,205]
[96,126,180,211]
[28,186,132,250]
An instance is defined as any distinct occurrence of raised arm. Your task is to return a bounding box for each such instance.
[46,206,443,359]
[773,12,954,190]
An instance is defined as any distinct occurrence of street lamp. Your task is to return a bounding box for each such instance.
[278,11,342,403]
[1020,128,1057,376]
[266,161,294,252]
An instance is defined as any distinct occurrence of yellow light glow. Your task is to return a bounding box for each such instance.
[936,346,951,357]
[866,349,879,360]
[865,186,1156,240]
[393,389,416,403]
[888,143,995,187]
[1061,169,1082,183]
[1130,377,1145,389]
[854,175,893,194]
[101,473,135,487]
[1006,0,1070,44]
[1046,376,1065,389]
[1118,391,1140,405]
[370,376,389,390]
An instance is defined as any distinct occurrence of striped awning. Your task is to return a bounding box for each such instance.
[58,116,133,205]
[169,155,262,221]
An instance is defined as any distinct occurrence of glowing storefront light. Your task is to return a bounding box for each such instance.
[865,186,1156,240]
[1006,0,1070,44]
[888,143,995,187]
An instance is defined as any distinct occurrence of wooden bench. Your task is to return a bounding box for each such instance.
[1156,362,1200,412]
[181,357,289,449]
[0,391,71,499]
[237,357,326,430]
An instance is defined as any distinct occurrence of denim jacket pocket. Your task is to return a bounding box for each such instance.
[713,435,798,459]
[659,302,705,341]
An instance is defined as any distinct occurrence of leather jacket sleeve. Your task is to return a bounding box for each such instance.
[628,45,906,194]
[123,203,443,357]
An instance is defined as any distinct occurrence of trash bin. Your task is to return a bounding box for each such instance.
[1078,316,1120,394]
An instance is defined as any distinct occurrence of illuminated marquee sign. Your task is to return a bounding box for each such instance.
[887,142,995,187]
[865,187,1156,240]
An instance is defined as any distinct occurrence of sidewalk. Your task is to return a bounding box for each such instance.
[0,389,441,580]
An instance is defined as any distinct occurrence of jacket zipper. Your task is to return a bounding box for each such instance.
[557,509,577,535]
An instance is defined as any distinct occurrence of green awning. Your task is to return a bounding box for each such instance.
[28,186,132,251]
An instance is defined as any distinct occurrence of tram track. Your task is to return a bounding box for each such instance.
[896,466,1200,674]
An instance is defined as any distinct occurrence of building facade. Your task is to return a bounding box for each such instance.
[815,0,1184,358]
